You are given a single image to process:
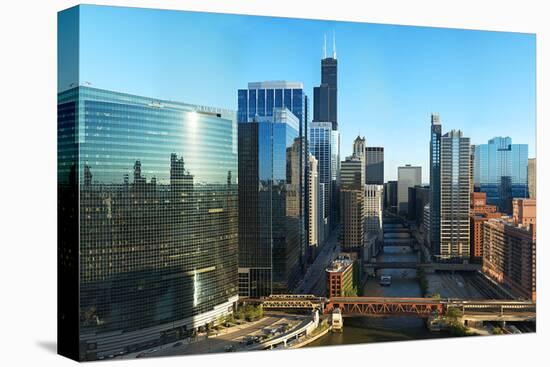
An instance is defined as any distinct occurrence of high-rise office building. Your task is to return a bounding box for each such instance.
[238,108,304,297]
[313,35,338,130]
[330,129,341,228]
[340,189,364,250]
[353,135,366,192]
[310,121,334,236]
[366,147,384,185]
[440,130,471,261]
[340,154,365,250]
[308,154,320,249]
[429,113,442,254]
[470,144,476,193]
[58,86,239,360]
[238,81,308,126]
[408,185,430,225]
[474,137,528,213]
[397,165,421,215]
[341,154,365,189]
[309,122,340,232]
[385,180,398,211]
[364,184,384,234]
[528,158,536,199]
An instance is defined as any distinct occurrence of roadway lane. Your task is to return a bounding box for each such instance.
[144,316,286,357]
[295,227,341,295]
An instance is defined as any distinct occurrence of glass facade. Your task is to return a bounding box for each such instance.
[440,130,471,260]
[58,86,238,360]
[237,108,304,297]
[309,122,333,237]
[365,147,384,185]
[238,81,306,127]
[474,137,528,213]
[313,57,338,130]
[429,114,442,255]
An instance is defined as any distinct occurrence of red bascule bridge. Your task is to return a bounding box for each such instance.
[245,294,535,320]
[324,297,443,317]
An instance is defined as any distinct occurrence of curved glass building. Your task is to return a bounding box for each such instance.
[58,86,238,360]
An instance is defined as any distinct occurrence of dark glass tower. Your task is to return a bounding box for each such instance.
[313,57,338,129]
[58,86,238,361]
[313,34,338,130]
[429,113,442,257]
[237,108,304,297]
[366,147,384,184]
[238,80,309,246]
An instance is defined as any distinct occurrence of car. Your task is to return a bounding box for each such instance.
[380,275,392,286]
[172,341,183,348]
[224,344,236,352]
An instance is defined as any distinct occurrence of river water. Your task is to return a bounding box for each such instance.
[306,223,451,348]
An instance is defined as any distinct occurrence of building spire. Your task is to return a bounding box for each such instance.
[323,33,327,59]
[333,30,337,59]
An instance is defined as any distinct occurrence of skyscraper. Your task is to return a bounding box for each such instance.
[308,154,320,249]
[364,184,384,260]
[470,144,476,193]
[385,180,398,211]
[474,137,528,213]
[397,165,422,215]
[313,34,338,130]
[330,129,341,228]
[58,86,239,360]
[528,158,536,199]
[310,121,334,237]
[364,184,384,234]
[440,130,471,261]
[429,113,442,255]
[340,154,365,250]
[341,154,365,189]
[238,107,304,297]
[238,81,308,126]
[311,35,340,233]
[365,147,384,185]
[353,135,366,185]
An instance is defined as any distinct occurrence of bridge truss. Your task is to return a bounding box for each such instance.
[325,297,443,317]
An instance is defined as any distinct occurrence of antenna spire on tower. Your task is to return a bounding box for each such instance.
[323,34,327,59]
[333,30,337,59]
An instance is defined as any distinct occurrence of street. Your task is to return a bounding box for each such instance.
[295,227,341,295]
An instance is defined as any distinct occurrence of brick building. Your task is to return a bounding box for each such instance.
[470,192,501,263]
[326,255,356,297]
[482,199,536,301]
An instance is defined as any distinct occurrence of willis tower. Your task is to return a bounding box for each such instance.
[313,34,338,130]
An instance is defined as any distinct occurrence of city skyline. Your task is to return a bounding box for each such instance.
[57,5,537,361]
[59,5,536,183]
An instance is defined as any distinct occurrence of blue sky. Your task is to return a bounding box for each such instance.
[62,5,536,182]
